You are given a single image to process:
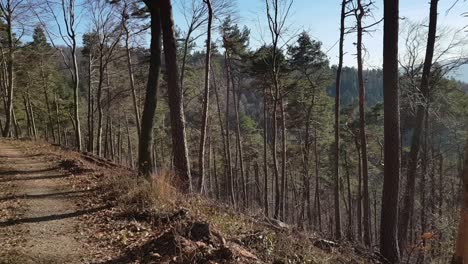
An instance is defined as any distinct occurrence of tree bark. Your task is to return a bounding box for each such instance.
[70,27,82,151]
[123,12,141,138]
[380,0,401,262]
[54,92,62,145]
[198,0,213,193]
[2,4,14,138]
[356,0,371,247]
[87,53,94,152]
[139,2,162,177]
[280,97,287,220]
[160,0,192,192]
[232,73,246,207]
[263,87,269,216]
[223,51,235,205]
[333,0,347,240]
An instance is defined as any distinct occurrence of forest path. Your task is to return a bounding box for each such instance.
[0,140,94,264]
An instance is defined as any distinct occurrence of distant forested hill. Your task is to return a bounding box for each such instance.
[328,67,384,106]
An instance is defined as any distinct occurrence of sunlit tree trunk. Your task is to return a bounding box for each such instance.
[198,0,213,193]
[1,2,14,138]
[123,11,141,138]
[139,1,162,176]
[160,0,192,192]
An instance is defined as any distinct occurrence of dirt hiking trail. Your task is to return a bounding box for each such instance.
[0,139,94,264]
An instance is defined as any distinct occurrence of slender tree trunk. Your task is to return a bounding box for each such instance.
[139,2,162,177]
[28,94,37,140]
[2,8,14,138]
[96,53,105,156]
[356,0,371,246]
[12,109,19,138]
[198,0,213,193]
[232,74,246,207]
[224,51,235,205]
[87,53,94,152]
[344,149,353,240]
[71,40,82,151]
[263,87,269,216]
[212,65,228,200]
[280,97,287,220]
[23,95,32,137]
[54,92,61,145]
[125,115,134,168]
[124,16,141,138]
[254,162,262,208]
[333,0,347,240]
[399,0,438,251]
[355,137,363,241]
[160,0,192,192]
[179,26,193,92]
[272,95,280,219]
[314,132,322,232]
[213,148,220,199]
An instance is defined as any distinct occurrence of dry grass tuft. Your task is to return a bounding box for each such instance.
[108,170,181,213]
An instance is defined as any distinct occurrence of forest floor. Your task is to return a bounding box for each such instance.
[0,139,377,264]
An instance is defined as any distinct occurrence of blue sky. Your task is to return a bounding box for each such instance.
[173,0,468,69]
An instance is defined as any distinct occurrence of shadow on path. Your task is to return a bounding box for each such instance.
[0,189,95,202]
[0,205,110,227]
[0,167,59,176]
[0,173,72,183]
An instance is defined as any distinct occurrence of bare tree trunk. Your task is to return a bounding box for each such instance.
[28,94,37,140]
[399,0,438,251]
[125,115,134,169]
[198,0,213,194]
[139,2,162,177]
[356,0,371,246]
[263,87,269,216]
[123,13,141,138]
[212,65,228,200]
[380,0,401,261]
[213,147,220,199]
[232,74,246,207]
[224,51,235,205]
[314,132,322,232]
[54,92,61,145]
[87,53,94,153]
[160,0,192,192]
[23,95,32,137]
[12,109,19,138]
[344,149,353,240]
[254,162,262,208]
[2,5,14,138]
[355,137,363,241]
[333,0,347,240]
[280,97,287,220]
[272,95,280,219]
[71,35,81,151]
[96,53,105,156]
